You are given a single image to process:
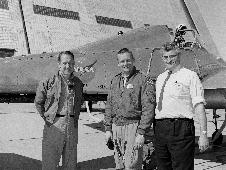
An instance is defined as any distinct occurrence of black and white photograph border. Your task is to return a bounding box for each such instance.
[0,0,226,169]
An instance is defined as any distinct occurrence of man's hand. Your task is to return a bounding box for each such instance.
[198,134,209,153]
[134,134,145,150]
[105,131,113,143]
[195,103,209,153]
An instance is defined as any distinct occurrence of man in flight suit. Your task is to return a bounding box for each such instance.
[35,51,83,170]
[104,48,156,170]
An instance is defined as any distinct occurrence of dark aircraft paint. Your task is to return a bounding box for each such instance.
[0,25,224,102]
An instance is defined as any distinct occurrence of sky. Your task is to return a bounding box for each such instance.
[196,0,226,60]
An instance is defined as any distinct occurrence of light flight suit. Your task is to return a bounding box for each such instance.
[35,72,83,170]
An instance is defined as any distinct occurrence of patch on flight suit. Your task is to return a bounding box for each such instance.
[126,83,134,89]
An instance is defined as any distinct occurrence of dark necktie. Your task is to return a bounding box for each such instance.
[157,71,172,111]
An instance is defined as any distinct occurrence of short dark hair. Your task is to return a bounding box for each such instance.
[58,51,74,62]
[117,48,134,60]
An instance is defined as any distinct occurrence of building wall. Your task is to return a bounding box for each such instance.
[22,0,82,54]
[0,0,27,56]
[0,0,176,56]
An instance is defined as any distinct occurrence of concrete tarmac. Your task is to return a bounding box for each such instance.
[0,103,226,170]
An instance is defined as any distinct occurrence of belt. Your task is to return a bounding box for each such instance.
[55,114,75,117]
[155,118,193,122]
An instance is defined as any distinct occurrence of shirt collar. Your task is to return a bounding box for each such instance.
[166,66,183,75]
[121,66,137,80]
[58,71,75,85]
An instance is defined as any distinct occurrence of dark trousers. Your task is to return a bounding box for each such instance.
[153,118,195,170]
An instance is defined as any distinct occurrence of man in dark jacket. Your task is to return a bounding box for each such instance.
[104,48,156,170]
[35,51,83,170]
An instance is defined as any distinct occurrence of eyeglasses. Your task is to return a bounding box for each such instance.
[162,54,177,59]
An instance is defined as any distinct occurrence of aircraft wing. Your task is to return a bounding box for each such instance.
[0,25,224,99]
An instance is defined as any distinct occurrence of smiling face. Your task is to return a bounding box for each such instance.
[162,49,180,71]
[58,54,75,77]
[117,52,135,75]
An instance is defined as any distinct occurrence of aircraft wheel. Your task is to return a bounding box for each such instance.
[212,129,223,145]
[88,101,92,112]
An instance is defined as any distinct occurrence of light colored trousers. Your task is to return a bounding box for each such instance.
[112,123,143,170]
[42,116,78,170]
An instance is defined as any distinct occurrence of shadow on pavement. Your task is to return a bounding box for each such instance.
[78,155,115,170]
[80,108,105,112]
[195,136,226,165]
[90,108,105,112]
[0,112,10,114]
[0,153,115,170]
[0,153,41,170]
[84,121,105,132]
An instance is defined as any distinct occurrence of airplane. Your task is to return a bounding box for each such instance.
[0,0,225,160]
[0,0,226,169]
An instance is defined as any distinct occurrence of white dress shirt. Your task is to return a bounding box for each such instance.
[155,67,206,119]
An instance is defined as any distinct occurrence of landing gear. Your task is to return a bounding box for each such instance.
[212,129,223,145]
[87,100,92,112]
[211,109,225,145]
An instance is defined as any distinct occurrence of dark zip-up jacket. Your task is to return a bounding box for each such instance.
[104,68,156,135]
[34,72,83,123]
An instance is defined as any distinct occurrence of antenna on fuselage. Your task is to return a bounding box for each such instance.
[146,47,161,76]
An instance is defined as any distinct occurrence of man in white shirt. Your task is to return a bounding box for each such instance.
[154,42,209,170]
